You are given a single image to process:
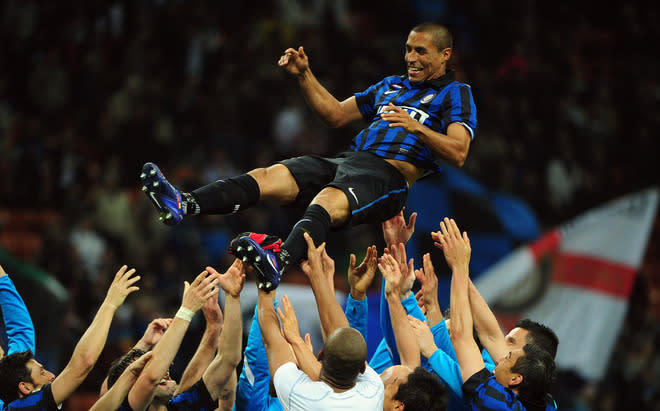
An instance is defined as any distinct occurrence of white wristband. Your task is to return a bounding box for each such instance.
[175,307,195,322]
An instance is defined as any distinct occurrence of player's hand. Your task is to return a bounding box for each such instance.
[278,46,310,77]
[135,318,172,350]
[209,258,246,298]
[380,103,422,134]
[382,209,417,247]
[277,294,304,345]
[347,245,378,300]
[181,270,220,312]
[104,265,141,309]
[434,218,471,272]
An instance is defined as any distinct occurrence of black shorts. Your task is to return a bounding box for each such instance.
[280,151,409,226]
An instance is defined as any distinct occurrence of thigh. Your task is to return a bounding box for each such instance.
[279,155,340,207]
[329,152,409,226]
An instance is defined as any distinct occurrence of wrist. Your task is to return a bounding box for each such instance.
[399,290,412,300]
[176,306,195,322]
[101,300,119,310]
[350,289,367,300]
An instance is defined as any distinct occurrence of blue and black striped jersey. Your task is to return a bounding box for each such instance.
[462,368,557,411]
[352,69,477,174]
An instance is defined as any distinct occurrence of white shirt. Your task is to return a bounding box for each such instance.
[273,362,384,410]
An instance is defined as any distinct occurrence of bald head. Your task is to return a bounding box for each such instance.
[321,328,367,388]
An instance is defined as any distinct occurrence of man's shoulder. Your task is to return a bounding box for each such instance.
[6,384,58,411]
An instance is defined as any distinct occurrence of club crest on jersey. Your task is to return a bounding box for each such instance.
[421,93,435,104]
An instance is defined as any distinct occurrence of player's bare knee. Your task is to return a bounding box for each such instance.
[248,165,298,203]
[312,187,350,226]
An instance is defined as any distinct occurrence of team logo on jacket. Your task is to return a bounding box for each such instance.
[421,93,435,104]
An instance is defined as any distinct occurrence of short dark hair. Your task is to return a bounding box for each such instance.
[515,319,559,359]
[321,328,367,388]
[411,22,453,50]
[0,350,34,404]
[511,343,556,403]
[107,348,147,389]
[394,367,448,411]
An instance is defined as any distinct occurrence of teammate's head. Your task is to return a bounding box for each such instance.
[107,348,177,404]
[494,344,556,401]
[319,327,367,389]
[405,22,452,82]
[0,350,56,404]
[513,319,559,359]
[382,366,448,411]
[107,348,147,389]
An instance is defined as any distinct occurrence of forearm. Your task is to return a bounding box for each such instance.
[416,124,469,167]
[310,276,349,338]
[468,278,505,358]
[141,317,190,383]
[91,370,138,411]
[176,322,221,395]
[290,338,322,380]
[68,302,117,373]
[386,294,421,369]
[424,299,443,327]
[258,293,295,377]
[297,70,347,128]
[203,295,242,400]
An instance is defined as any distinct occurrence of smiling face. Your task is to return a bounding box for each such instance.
[405,30,451,83]
[494,349,524,388]
[153,368,177,402]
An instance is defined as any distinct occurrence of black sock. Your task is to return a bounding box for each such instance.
[281,204,332,269]
[190,174,260,215]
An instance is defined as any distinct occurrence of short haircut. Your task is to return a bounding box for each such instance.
[107,348,147,389]
[0,350,34,404]
[516,319,559,359]
[321,328,367,387]
[411,22,453,51]
[511,343,557,403]
[394,367,448,411]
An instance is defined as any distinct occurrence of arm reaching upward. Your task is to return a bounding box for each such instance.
[300,232,349,338]
[128,269,219,411]
[379,253,421,370]
[51,265,140,405]
[278,294,321,380]
[202,259,246,401]
[440,218,484,382]
[0,264,35,357]
[90,352,152,411]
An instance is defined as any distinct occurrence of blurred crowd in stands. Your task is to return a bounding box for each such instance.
[0,0,658,409]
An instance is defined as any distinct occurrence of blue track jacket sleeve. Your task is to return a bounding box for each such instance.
[344,294,368,344]
[234,303,282,411]
[0,275,35,355]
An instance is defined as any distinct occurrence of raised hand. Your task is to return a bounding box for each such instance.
[127,351,153,377]
[408,316,439,359]
[135,318,173,350]
[378,253,403,300]
[278,46,310,77]
[201,288,224,328]
[209,259,246,298]
[382,209,417,247]
[277,294,303,344]
[181,270,220,312]
[321,248,336,291]
[389,242,415,299]
[300,232,327,281]
[434,218,471,272]
[347,245,378,300]
[103,265,140,309]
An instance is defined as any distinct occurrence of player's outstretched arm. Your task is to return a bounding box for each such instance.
[278,46,362,128]
[51,265,140,405]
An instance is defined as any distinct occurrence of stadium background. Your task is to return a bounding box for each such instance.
[0,1,658,409]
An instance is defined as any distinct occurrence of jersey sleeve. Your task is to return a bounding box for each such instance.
[443,84,477,139]
[354,79,389,120]
[427,348,465,400]
[0,275,36,355]
[235,304,274,411]
[344,294,368,344]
